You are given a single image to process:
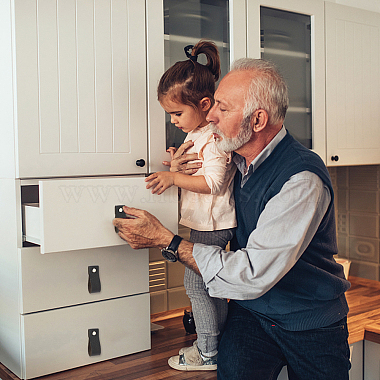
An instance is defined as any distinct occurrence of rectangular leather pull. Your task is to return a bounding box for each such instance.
[88,266,101,293]
[88,328,101,356]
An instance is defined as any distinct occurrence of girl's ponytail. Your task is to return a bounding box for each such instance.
[190,40,220,82]
[158,40,221,108]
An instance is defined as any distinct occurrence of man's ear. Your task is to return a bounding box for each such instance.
[199,97,212,112]
[251,109,269,132]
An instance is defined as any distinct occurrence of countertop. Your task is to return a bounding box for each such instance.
[347,276,380,345]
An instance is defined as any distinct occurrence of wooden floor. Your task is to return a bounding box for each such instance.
[0,315,216,380]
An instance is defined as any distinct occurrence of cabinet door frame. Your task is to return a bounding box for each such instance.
[246,0,326,161]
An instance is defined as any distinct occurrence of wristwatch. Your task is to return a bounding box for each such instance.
[161,235,183,262]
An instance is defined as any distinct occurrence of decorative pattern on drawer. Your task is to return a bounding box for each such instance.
[19,246,148,314]
[20,293,150,379]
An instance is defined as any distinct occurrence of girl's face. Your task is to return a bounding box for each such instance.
[160,97,209,134]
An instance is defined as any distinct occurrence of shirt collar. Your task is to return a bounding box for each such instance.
[233,126,287,176]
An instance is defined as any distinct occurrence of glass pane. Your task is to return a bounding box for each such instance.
[261,7,312,149]
[163,0,229,149]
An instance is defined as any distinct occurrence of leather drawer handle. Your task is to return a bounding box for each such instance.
[88,266,101,293]
[88,328,101,356]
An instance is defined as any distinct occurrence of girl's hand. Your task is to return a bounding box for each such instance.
[166,146,177,159]
[145,171,175,195]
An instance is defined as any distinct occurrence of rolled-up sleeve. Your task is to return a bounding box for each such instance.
[193,171,331,300]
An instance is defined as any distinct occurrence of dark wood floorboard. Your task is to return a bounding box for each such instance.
[0,317,217,380]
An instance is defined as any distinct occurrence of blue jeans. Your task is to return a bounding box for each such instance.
[218,301,351,380]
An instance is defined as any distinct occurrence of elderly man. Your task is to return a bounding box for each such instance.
[114,59,351,380]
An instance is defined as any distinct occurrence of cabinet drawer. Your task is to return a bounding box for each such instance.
[19,245,148,314]
[21,293,150,379]
[22,176,177,253]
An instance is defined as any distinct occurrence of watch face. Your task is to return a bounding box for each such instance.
[162,248,177,262]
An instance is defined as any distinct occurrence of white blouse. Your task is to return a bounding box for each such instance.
[179,124,237,232]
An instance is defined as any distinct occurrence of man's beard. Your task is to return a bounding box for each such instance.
[209,116,252,153]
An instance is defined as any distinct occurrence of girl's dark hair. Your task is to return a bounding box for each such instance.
[157,40,221,108]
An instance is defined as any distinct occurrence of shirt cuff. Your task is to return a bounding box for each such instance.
[193,242,223,285]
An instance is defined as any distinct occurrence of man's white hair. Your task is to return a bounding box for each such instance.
[231,58,289,126]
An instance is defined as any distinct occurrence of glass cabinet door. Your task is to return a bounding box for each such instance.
[163,0,230,149]
[246,0,326,161]
[261,7,312,149]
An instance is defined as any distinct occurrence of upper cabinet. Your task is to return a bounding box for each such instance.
[5,0,148,179]
[4,0,380,178]
[325,2,380,166]
[246,0,326,161]
[147,0,242,158]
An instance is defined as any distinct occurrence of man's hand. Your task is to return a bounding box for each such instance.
[113,206,173,250]
[145,171,175,194]
[163,140,202,174]
[114,206,200,275]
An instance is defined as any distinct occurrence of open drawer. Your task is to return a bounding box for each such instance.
[22,176,178,254]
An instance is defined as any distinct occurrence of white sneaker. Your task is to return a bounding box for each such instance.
[168,341,217,371]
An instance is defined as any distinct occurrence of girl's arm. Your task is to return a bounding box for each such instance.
[145,171,210,195]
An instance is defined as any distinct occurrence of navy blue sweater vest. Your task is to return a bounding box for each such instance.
[232,132,350,331]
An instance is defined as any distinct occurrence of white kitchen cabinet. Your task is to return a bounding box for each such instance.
[246,0,326,161]
[325,2,380,166]
[4,0,149,179]
[364,340,380,380]
[0,0,177,378]
[350,341,363,380]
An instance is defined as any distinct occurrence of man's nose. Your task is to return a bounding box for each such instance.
[206,104,217,123]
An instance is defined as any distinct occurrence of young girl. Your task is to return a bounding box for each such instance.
[146,40,236,371]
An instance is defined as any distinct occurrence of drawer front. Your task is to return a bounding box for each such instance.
[19,246,148,314]
[21,293,150,379]
[23,176,177,253]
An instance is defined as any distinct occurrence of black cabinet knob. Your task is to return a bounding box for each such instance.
[331,155,339,162]
[136,159,146,167]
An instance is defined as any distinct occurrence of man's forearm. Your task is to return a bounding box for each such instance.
[177,240,201,275]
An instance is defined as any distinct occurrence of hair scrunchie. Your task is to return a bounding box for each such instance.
[184,45,197,62]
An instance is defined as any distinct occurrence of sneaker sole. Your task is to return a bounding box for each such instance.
[168,355,217,371]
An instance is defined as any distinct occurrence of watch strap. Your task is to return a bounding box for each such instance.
[167,235,183,253]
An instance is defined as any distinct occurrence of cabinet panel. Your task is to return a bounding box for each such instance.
[21,293,150,379]
[246,0,326,161]
[350,341,363,380]
[364,340,379,380]
[22,176,178,254]
[325,2,380,166]
[19,245,148,314]
[14,0,147,178]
